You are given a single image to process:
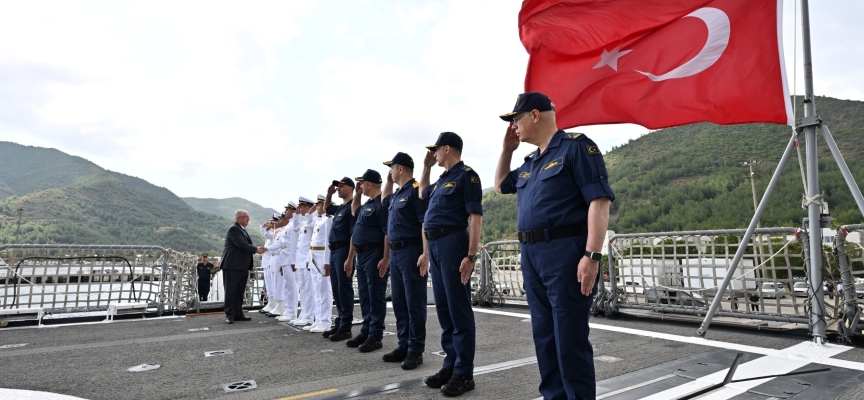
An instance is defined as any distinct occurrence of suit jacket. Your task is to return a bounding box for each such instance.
[220,222,258,271]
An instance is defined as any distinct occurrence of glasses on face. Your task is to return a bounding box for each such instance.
[513,112,531,124]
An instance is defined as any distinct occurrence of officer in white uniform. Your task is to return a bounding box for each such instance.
[292,197,317,327]
[263,213,287,317]
[259,213,281,314]
[273,202,300,322]
[308,194,334,333]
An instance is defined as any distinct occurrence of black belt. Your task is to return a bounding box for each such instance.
[517,224,586,244]
[424,226,466,241]
[389,237,423,250]
[354,243,384,253]
[329,241,349,250]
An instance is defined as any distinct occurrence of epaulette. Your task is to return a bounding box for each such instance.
[524,151,535,162]
[412,182,420,188]
[464,166,473,172]
[563,132,584,140]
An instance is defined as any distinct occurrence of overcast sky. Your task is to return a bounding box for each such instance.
[2,0,862,211]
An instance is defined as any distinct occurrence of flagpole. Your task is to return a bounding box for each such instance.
[798,0,827,344]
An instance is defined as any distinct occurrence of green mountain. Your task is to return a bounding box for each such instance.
[481,96,864,242]
[182,197,279,229]
[0,142,263,253]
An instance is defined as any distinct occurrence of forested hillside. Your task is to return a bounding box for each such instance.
[183,197,278,230]
[480,96,864,242]
[0,142,262,253]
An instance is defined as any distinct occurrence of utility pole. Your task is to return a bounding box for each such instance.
[15,208,23,243]
[742,159,763,228]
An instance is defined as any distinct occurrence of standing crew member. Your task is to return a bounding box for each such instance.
[263,214,287,317]
[292,197,317,327]
[419,132,483,397]
[196,253,215,301]
[382,152,428,370]
[307,194,334,333]
[324,177,357,342]
[259,215,279,314]
[347,169,390,353]
[274,203,300,322]
[495,92,614,400]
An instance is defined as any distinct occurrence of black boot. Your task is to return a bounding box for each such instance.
[424,368,453,389]
[401,353,423,370]
[440,374,475,397]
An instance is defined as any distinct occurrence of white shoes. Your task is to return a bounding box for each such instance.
[271,301,286,316]
[310,323,331,333]
[276,315,294,322]
[291,318,313,326]
[261,301,275,313]
[302,321,318,331]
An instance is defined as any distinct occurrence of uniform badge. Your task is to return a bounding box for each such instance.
[587,146,601,155]
[566,132,583,139]
[443,182,456,188]
[470,176,480,184]
[465,167,472,171]
[337,213,343,217]
[412,182,419,188]
[519,171,531,179]
[365,207,374,212]
[398,197,408,202]
[542,157,563,171]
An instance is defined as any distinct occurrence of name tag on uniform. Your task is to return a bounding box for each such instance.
[398,197,408,202]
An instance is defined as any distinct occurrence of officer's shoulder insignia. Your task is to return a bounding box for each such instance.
[519,171,531,179]
[412,182,419,188]
[470,176,480,184]
[443,182,456,188]
[524,151,536,162]
[464,166,472,172]
[587,145,601,155]
[564,132,584,140]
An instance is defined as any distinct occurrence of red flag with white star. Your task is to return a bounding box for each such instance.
[519,0,792,129]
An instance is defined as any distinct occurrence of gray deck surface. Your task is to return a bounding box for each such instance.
[2,305,864,400]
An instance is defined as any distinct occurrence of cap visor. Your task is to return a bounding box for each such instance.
[383,161,393,166]
[425,145,437,150]
[355,177,364,181]
[331,180,341,186]
[500,112,517,121]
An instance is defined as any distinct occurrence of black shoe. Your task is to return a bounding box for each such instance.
[235,316,252,321]
[401,353,423,370]
[266,313,278,318]
[440,374,475,397]
[225,317,234,325]
[322,327,338,338]
[358,339,383,353]
[424,368,453,389]
[346,335,368,348]
[329,331,352,342]
[382,349,407,362]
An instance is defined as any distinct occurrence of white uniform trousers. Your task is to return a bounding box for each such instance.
[310,249,333,326]
[276,264,297,319]
[262,253,273,299]
[297,259,316,321]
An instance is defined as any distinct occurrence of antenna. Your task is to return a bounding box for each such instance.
[15,208,23,244]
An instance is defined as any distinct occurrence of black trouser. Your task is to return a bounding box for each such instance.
[223,269,249,318]
[198,279,210,301]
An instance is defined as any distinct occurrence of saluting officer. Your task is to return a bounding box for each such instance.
[347,169,390,353]
[324,177,357,342]
[259,215,280,314]
[381,152,428,370]
[292,197,317,327]
[307,194,333,334]
[494,92,614,400]
[419,132,483,397]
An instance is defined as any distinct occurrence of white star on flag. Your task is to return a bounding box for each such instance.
[592,45,632,71]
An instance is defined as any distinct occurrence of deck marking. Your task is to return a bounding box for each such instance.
[596,374,676,399]
[471,307,864,371]
[278,388,338,399]
[474,356,538,375]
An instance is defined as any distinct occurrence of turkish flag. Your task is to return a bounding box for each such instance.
[520,0,793,129]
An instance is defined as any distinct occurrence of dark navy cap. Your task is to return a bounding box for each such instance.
[383,152,414,169]
[426,131,463,151]
[500,92,555,121]
[356,169,382,184]
[331,176,355,188]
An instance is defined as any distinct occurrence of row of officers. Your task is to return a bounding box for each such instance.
[223,92,613,400]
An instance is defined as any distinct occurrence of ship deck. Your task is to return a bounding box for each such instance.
[3,305,864,400]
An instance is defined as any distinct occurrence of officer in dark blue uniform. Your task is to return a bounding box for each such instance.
[324,177,357,342]
[381,152,428,370]
[196,253,214,301]
[346,169,390,353]
[495,92,614,400]
[419,132,483,397]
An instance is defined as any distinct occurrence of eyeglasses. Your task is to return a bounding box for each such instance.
[513,112,531,123]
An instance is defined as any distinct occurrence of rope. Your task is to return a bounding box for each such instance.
[801,193,823,209]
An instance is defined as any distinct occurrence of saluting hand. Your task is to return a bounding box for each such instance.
[423,150,435,168]
[459,257,474,285]
[355,184,364,196]
[327,184,336,195]
[416,253,429,277]
[503,123,520,153]
[386,170,394,184]
[577,256,599,296]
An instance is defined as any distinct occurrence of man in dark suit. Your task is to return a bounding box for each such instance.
[221,209,266,324]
